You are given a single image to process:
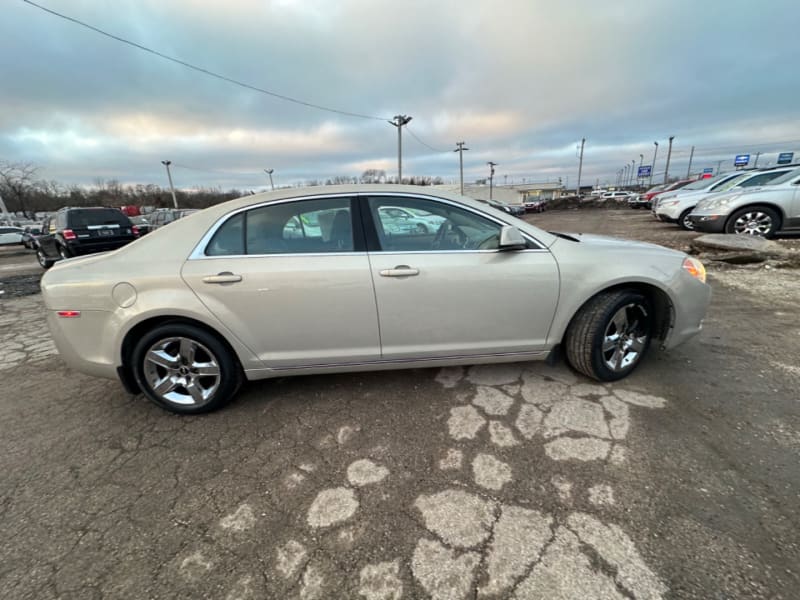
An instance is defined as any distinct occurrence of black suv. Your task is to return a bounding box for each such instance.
[36,207,139,269]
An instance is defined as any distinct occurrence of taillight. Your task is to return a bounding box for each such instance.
[132,225,140,236]
[62,229,77,240]
[57,310,81,318]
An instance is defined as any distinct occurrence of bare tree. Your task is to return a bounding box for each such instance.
[0,161,40,218]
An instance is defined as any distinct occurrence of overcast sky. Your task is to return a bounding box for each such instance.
[2,0,799,191]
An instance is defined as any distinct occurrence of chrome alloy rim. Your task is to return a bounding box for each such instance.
[733,211,772,236]
[602,303,649,372]
[682,213,694,229]
[143,337,221,405]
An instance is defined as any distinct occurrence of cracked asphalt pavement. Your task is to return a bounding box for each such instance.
[1,209,799,599]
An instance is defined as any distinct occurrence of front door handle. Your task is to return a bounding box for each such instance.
[202,272,242,284]
[379,265,419,277]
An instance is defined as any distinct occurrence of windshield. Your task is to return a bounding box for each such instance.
[682,173,733,190]
[710,173,750,192]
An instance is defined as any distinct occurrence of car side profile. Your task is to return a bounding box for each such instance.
[689,167,800,237]
[655,167,793,230]
[41,185,711,414]
[0,225,25,245]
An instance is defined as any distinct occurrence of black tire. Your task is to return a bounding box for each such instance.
[564,290,653,382]
[415,223,428,234]
[58,244,73,259]
[36,248,55,269]
[131,323,242,414]
[678,208,695,231]
[725,205,780,238]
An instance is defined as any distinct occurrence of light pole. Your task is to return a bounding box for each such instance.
[650,142,659,186]
[663,135,675,184]
[389,115,412,183]
[161,160,178,208]
[623,164,629,189]
[454,142,469,195]
[487,162,497,199]
[630,159,635,187]
[686,146,695,178]
[638,154,644,188]
[576,137,585,198]
[264,169,275,191]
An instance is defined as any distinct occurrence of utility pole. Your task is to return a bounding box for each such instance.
[454,142,469,195]
[161,160,178,208]
[650,141,659,186]
[264,169,275,191]
[716,159,723,174]
[487,162,497,200]
[389,115,412,183]
[663,135,675,184]
[686,146,695,178]
[754,152,761,168]
[576,138,585,198]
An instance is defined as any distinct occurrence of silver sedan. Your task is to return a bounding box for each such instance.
[41,185,711,414]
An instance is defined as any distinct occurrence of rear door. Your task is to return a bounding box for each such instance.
[181,195,381,368]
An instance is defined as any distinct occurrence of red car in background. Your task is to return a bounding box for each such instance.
[650,179,696,215]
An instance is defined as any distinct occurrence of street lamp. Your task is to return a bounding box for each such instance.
[638,154,644,188]
[389,115,412,182]
[650,142,659,186]
[264,169,274,191]
[630,160,635,187]
[487,161,497,199]
[161,160,178,208]
[454,142,469,195]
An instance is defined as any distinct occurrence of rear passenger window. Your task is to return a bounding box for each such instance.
[205,198,354,256]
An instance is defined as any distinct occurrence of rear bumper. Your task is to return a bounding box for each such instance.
[46,310,119,380]
[65,239,135,255]
[663,275,713,350]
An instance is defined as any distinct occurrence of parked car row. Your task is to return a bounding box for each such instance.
[630,165,800,237]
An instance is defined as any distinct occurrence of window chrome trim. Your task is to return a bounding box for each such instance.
[188,193,357,260]
[360,191,548,250]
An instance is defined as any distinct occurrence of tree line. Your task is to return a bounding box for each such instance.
[0,162,444,218]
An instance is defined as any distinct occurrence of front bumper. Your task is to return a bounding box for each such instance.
[663,273,713,350]
[687,214,727,233]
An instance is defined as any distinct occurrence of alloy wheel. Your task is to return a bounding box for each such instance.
[142,337,221,406]
[601,303,649,373]
[733,211,772,236]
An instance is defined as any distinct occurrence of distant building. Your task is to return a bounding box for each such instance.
[434,182,564,205]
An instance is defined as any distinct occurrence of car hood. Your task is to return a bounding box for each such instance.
[550,232,683,256]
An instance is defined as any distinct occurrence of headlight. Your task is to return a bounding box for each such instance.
[682,257,706,283]
[699,193,740,210]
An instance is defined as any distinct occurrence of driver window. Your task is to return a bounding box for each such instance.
[368,196,502,252]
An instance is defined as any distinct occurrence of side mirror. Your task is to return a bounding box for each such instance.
[499,225,526,250]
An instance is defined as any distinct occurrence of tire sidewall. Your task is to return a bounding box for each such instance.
[589,292,653,381]
[131,323,241,414]
[725,206,780,238]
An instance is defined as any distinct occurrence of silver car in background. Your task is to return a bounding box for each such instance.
[41,185,711,414]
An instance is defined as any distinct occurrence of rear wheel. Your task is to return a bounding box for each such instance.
[725,206,780,238]
[36,248,54,269]
[678,208,695,231]
[415,223,428,234]
[131,323,242,414]
[58,245,72,259]
[564,290,653,381]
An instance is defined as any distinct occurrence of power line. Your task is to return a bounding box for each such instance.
[405,126,449,153]
[21,0,389,122]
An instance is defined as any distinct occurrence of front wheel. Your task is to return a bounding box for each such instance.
[725,206,780,238]
[564,291,653,381]
[58,245,73,259]
[131,324,242,414]
[678,208,695,231]
[415,223,428,234]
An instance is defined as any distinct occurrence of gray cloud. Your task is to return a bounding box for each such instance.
[1,0,798,190]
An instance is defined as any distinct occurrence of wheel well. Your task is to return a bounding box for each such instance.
[119,316,243,394]
[725,203,785,228]
[564,283,674,343]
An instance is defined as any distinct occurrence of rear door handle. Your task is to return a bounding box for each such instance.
[379,265,419,277]
[202,272,242,284]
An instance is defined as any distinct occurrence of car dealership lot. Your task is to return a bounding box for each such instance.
[1,209,798,599]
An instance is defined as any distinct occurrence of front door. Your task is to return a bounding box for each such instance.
[181,196,381,368]
[362,195,560,360]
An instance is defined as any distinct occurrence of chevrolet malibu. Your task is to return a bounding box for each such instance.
[42,185,711,414]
